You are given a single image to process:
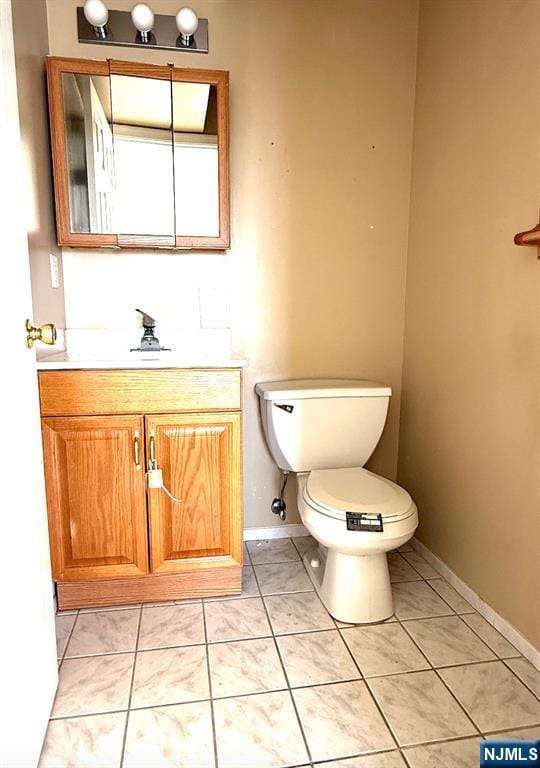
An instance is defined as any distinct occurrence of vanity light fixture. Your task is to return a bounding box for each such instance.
[83,0,109,39]
[131,3,154,43]
[176,7,199,47]
[77,3,209,53]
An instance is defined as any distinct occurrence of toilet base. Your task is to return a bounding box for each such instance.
[304,545,394,624]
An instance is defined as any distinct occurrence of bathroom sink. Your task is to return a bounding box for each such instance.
[35,351,247,370]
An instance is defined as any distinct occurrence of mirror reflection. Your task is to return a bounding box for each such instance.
[110,74,175,236]
[62,73,114,234]
[61,71,222,240]
[173,82,219,238]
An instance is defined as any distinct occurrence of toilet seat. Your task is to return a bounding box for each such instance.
[303,467,415,524]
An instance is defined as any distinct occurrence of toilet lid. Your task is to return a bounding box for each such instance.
[304,467,414,523]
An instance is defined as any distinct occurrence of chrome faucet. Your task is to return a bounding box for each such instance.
[131,308,170,352]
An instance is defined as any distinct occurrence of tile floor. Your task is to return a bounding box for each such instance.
[43,537,540,767]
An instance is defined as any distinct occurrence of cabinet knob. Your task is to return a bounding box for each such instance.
[26,319,57,349]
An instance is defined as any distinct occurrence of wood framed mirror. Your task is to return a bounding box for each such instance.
[46,57,230,249]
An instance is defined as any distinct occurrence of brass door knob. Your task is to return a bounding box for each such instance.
[26,319,57,349]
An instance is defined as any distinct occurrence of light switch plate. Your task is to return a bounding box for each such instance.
[49,253,59,289]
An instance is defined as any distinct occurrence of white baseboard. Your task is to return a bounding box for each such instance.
[411,537,539,670]
[243,524,309,541]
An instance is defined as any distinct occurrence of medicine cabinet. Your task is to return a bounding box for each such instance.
[46,57,230,249]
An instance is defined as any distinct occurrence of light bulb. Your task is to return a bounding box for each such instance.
[176,6,199,45]
[131,3,154,42]
[83,0,109,37]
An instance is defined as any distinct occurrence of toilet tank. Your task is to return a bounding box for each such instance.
[255,379,391,472]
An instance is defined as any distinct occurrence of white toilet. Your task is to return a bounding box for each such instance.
[255,379,418,624]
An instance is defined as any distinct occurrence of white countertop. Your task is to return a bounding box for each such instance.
[36,352,247,370]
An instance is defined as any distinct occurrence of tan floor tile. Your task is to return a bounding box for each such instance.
[293,680,394,761]
[254,561,312,595]
[368,670,476,746]
[402,551,439,579]
[173,598,203,605]
[341,622,429,677]
[65,609,140,657]
[388,553,422,583]
[208,637,286,697]
[123,701,215,768]
[55,614,76,659]
[204,597,271,642]
[402,616,495,667]
[439,661,540,732]
[505,657,540,697]
[247,538,300,564]
[403,737,481,767]
[213,690,308,767]
[138,603,205,650]
[461,614,520,658]
[292,535,317,557]
[277,630,359,687]
[39,712,126,768]
[51,654,134,718]
[393,581,454,620]
[426,579,475,613]
[131,645,209,708]
[265,591,335,635]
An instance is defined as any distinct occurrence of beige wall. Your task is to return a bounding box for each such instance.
[399,0,540,647]
[12,0,65,329]
[45,0,419,528]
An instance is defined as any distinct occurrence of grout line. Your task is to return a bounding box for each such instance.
[251,558,314,765]
[453,613,508,661]
[251,557,303,566]
[420,579,462,616]
[201,601,220,768]
[58,610,80,668]
[119,605,143,768]
[394,614,483,737]
[397,612,496,663]
[409,539,540,668]
[50,541,537,762]
[336,626,402,751]
[500,658,540,700]
[480,722,540,738]
[394,551,427,581]
[62,649,141,661]
[310,748,403,766]
[49,708,130,723]
[458,615,521,660]
[400,748,415,768]
[400,551,439,580]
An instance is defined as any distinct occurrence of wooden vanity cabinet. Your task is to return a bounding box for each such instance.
[147,412,242,575]
[38,368,243,609]
[41,415,149,582]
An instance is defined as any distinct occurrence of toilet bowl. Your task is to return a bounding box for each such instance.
[297,468,418,623]
[255,378,418,624]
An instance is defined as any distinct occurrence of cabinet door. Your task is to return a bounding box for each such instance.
[146,413,242,574]
[42,416,148,581]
